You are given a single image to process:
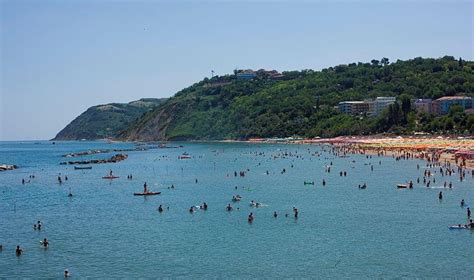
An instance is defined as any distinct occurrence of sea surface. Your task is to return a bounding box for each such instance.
[0,141,473,278]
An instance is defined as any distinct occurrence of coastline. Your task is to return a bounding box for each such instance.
[49,135,474,170]
[239,135,474,170]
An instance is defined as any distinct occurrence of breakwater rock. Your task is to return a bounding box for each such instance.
[60,154,128,165]
[62,147,154,158]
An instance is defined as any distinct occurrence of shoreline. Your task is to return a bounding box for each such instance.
[45,136,474,170]
[238,135,474,171]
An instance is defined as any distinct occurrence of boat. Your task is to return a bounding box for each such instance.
[178,152,191,159]
[74,166,92,170]
[397,184,408,189]
[448,225,471,230]
[133,192,161,196]
[102,176,119,179]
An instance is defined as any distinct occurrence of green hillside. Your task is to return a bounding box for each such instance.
[53,98,166,140]
[120,56,474,141]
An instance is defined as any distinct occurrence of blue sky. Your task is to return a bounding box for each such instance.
[1,0,472,140]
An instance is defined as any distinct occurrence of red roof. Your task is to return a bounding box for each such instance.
[435,96,471,101]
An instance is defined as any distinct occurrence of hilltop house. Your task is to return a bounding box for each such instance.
[236,70,257,80]
[236,69,284,80]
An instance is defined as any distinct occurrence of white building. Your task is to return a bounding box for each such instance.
[371,97,396,116]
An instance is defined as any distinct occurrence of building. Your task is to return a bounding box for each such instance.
[256,69,284,80]
[236,70,257,80]
[338,101,371,115]
[414,99,433,114]
[432,96,472,115]
[236,69,284,80]
[372,97,396,116]
[338,96,396,116]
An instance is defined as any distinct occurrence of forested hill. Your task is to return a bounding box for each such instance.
[53,98,166,140]
[119,56,473,141]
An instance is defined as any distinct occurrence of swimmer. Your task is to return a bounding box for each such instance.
[64,269,70,278]
[16,245,23,256]
[202,202,208,210]
[461,199,465,207]
[189,207,194,213]
[158,205,163,212]
[248,212,254,223]
[37,221,42,230]
[468,207,471,217]
[438,191,443,200]
[273,211,277,218]
[41,238,49,248]
[226,204,233,211]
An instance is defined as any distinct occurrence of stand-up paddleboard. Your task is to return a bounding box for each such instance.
[102,176,119,179]
[133,192,161,196]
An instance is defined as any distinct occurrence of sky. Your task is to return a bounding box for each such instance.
[1,0,473,141]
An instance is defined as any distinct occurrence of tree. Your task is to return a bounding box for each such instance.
[381,57,390,66]
[371,59,380,66]
[459,57,464,68]
[399,94,412,115]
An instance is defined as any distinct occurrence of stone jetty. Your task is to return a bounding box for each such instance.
[60,154,128,165]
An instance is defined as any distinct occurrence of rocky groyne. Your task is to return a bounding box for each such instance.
[60,154,128,165]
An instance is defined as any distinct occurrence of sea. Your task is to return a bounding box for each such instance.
[0,141,473,278]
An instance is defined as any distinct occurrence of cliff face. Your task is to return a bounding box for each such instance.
[121,99,195,141]
[53,98,166,140]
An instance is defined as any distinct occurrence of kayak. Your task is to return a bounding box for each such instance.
[102,176,119,179]
[304,181,314,185]
[75,166,92,170]
[397,184,408,189]
[133,192,161,196]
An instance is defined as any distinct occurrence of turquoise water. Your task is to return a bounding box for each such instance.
[1,141,473,278]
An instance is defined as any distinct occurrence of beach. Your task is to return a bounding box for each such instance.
[246,135,474,170]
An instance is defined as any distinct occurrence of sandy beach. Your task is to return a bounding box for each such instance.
[305,135,474,170]
[246,135,474,170]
